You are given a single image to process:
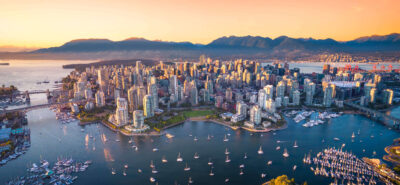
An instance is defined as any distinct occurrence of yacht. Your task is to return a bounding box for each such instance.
[153,148,159,152]
[152,167,158,174]
[258,146,263,155]
[267,161,272,165]
[209,168,214,176]
[166,133,175,139]
[239,169,244,175]
[123,170,127,176]
[225,178,229,182]
[276,146,281,150]
[111,168,116,175]
[333,137,340,141]
[261,173,266,178]
[194,136,198,141]
[150,160,155,168]
[225,148,230,155]
[194,152,200,159]
[208,158,213,165]
[293,165,297,170]
[293,141,298,148]
[177,153,183,162]
[188,177,193,184]
[283,148,289,158]
[150,177,156,183]
[239,164,245,168]
[225,155,231,163]
[162,156,168,163]
[223,134,229,142]
[124,164,128,168]
[184,163,191,171]
[138,169,142,173]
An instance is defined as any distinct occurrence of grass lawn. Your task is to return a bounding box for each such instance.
[182,110,214,118]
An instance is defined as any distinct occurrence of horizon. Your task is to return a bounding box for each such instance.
[1,0,400,50]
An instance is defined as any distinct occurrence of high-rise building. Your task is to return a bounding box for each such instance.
[115,97,129,126]
[369,88,377,103]
[323,85,333,107]
[226,88,233,102]
[265,99,276,113]
[275,97,282,108]
[128,87,138,112]
[293,90,300,106]
[190,86,198,105]
[322,64,330,74]
[276,81,285,99]
[236,101,247,117]
[383,89,394,105]
[215,96,224,108]
[143,95,154,118]
[148,83,158,109]
[305,82,316,105]
[95,91,105,107]
[258,89,266,109]
[264,85,274,100]
[250,105,261,125]
[133,110,144,128]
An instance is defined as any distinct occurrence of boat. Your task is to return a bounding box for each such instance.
[208,158,213,165]
[209,168,214,176]
[239,169,244,175]
[225,148,230,155]
[150,177,156,183]
[283,148,289,158]
[162,156,168,163]
[193,136,198,141]
[225,155,231,163]
[267,161,272,165]
[188,177,193,184]
[115,139,120,142]
[150,160,155,168]
[352,132,356,138]
[261,173,266,178]
[81,129,85,132]
[239,164,245,168]
[184,163,191,171]
[293,141,298,148]
[152,148,159,152]
[373,151,376,155]
[111,168,116,175]
[258,146,263,155]
[225,178,229,182]
[124,164,128,168]
[276,146,281,150]
[207,135,211,140]
[194,152,199,159]
[123,171,127,176]
[223,134,229,142]
[293,165,297,170]
[333,137,340,141]
[177,152,183,162]
[166,133,175,139]
[138,169,142,173]
[244,153,248,159]
[151,167,158,174]
[128,138,133,144]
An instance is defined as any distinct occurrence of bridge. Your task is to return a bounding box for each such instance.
[0,89,68,99]
[344,101,400,129]
[0,99,88,114]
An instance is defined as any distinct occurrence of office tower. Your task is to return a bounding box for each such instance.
[95,91,105,107]
[190,86,198,105]
[276,81,285,99]
[250,105,261,125]
[137,86,147,106]
[323,85,333,107]
[236,101,247,117]
[133,110,144,128]
[364,82,376,103]
[98,68,109,91]
[383,89,394,105]
[293,90,300,106]
[128,87,138,112]
[226,88,233,102]
[170,75,178,101]
[305,82,316,105]
[264,85,274,100]
[369,88,377,103]
[143,94,154,118]
[148,83,158,109]
[258,89,266,109]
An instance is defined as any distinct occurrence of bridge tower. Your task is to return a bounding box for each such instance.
[25,90,30,102]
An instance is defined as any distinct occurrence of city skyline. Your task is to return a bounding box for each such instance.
[1,0,400,48]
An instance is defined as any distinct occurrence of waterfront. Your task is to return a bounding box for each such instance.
[0,107,399,184]
[1,60,400,184]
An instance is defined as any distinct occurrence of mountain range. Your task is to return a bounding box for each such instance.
[1,33,399,60]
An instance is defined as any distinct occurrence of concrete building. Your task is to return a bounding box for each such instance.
[383,89,394,105]
[133,110,144,128]
[250,105,262,125]
[143,95,154,118]
[95,91,105,107]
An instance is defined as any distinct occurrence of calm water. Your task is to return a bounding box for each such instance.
[0,60,399,185]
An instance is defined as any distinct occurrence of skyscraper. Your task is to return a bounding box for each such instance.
[264,85,274,100]
[95,91,105,107]
[323,85,333,107]
[133,110,144,128]
[293,90,300,106]
[143,94,154,118]
[383,89,394,105]
[115,97,129,126]
[250,105,261,125]
[236,101,247,117]
[276,81,285,99]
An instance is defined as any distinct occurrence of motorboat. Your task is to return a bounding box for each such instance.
[177,153,183,162]
[283,148,289,158]
[258,146,263,155]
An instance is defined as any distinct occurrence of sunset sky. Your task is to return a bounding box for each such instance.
[0,0,399,49]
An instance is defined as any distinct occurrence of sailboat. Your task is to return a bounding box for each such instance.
[150,177,156,183]
[225,148,230,155]
[276,146,281,150]
[225,155,231,163]
[239,169,244,175]
[177,152,183,162]
[123,170,127,176]
[207,134,211,140]
[293,165,297,170]
[162,156,168,163]
[225,178,229,182]
[184,163,191,171]
[111,168,116,175]
[239,164,245,168]
[194,136,198,141]
[267,161,272,165]
[208,158,213,165]
[223,134,229,142]
[152,167,158,174]
[128,137,133,144]
[194,152,199,159]
[258,146,264,155]
[283,148,289,158]
[124,164,129,168]
[244,153,248,159]
[351,132,356,138]
[293,141,298,148]
[150,160,155,168]
[188,177,193,184]
[261,173,266,178]
[209,168,214,176]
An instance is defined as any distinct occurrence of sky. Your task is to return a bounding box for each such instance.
[0,0,399,49]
